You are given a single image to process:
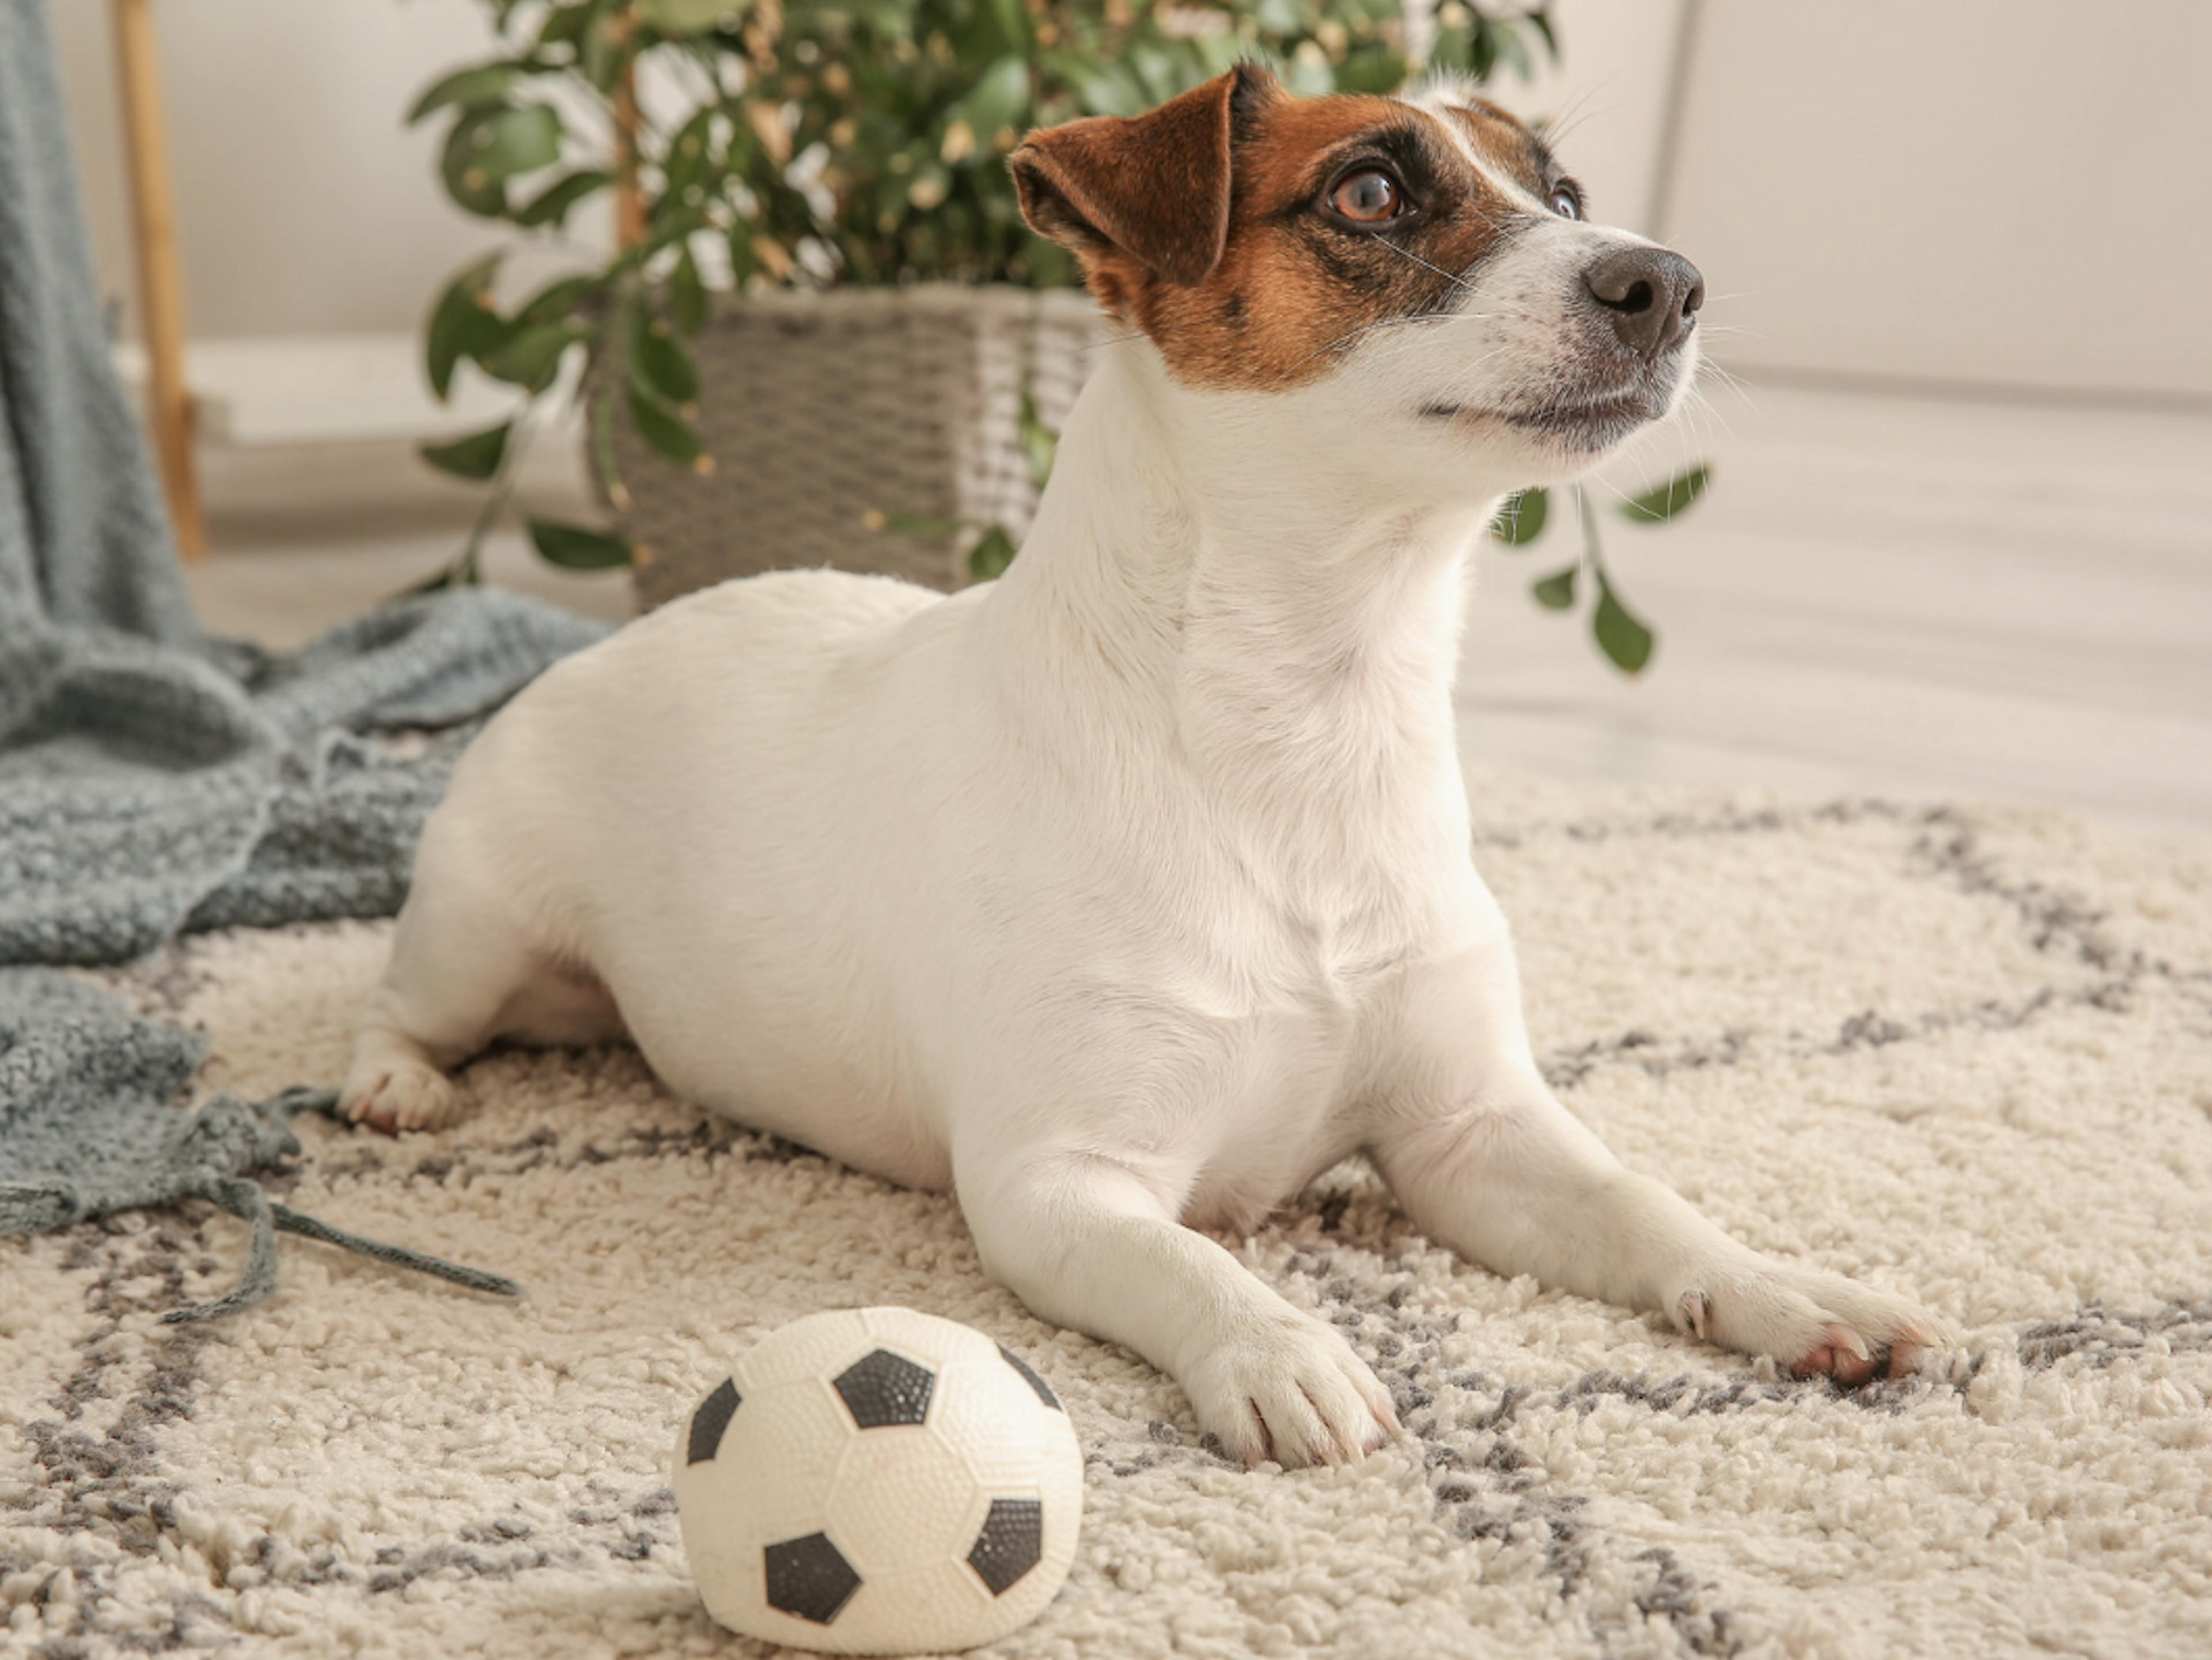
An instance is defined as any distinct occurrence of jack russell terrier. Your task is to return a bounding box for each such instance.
[345,66,1946,1467]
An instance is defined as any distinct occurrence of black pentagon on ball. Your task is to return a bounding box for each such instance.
[764,1531,862,1624]
[997,1344,1060,1411]
[686,1377,741,1465]
[832,1348,934,1428]
[966,1498,1044,1596]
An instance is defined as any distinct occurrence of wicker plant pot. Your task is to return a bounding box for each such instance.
[607,285,1109,610]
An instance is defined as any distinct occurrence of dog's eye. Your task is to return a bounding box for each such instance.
[1330,169,1403,224]
[1548,182,1582,221]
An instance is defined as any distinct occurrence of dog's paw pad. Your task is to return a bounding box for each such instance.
[1789,1320,1877,1386]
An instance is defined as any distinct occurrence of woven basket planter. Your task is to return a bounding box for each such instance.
[607,285,1109,609]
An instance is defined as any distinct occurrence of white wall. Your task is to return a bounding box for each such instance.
[51,0,609,342]
[1661,0,2212,401]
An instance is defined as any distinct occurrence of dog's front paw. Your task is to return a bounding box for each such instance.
[340,1054,464,1135]
[1669,1259,1953,1386]
[1182,1312,1400,1469]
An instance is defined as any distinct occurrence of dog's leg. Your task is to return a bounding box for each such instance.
[342,901,505,1133]
[341,826,566,1135]
[1369,958,1948,1383]
[958,1147,1400,1468]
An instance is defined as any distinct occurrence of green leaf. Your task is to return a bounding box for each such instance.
[981,0,1030,55]
[590,388,628,509]
[423,253,505,400]
[1592,573,1656,674]
[627,382,703,466]
[1192,31,1244,76]
[513,167,609,228]
[420,421,512,481]
[482,322,584,392]
[967,525,1017,581]
[1526,8,1560,62]
[529,517,634,569]
[950,56,1031,148]
[580,10,620,90]
[661,108,719,204]
[1491,23,1532,82]
[407,63,522,127]
[1335,41,1407,96]
[514,273,598,328]
[726,224,760,289]
[1045,53,1146,117]
[669,245,709,336]
[1127,42,1182,103]
[536,2,597,51]
[639,0,735,34]
[630,308,699,404]
[1283,51,1336,98]
[1618,464,1710,525]
[440,105,562,216]
[1491,486,1548,546]
[1531,564,1577,611]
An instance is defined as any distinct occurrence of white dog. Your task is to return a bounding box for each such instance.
[345,66,1944,1467]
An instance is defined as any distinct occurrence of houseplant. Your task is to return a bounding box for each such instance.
[408,0,1703,670]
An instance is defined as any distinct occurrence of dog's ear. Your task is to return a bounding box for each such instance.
[1010,64,1280,290]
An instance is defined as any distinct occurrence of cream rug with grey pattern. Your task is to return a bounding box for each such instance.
[6,772,2211,1659]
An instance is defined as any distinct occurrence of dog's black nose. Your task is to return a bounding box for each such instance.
[1582,247,1704,360]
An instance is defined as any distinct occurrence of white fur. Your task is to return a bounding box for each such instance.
[346,109,1944,1466]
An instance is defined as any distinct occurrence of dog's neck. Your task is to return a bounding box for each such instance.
[990,341,1498,906]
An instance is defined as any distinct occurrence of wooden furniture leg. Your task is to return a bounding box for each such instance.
[112,0,206,558]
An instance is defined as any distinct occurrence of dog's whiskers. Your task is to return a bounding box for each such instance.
[1375,236,1477,292]
[1286,305,1502,372]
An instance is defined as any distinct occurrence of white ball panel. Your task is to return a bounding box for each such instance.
[925,1351,1048,1492]
[829,1560,1002,1655]
[825,1425,980,1574]
[707,1375,850,1542]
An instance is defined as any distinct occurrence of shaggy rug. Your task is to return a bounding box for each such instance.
[5,770,2209,1660]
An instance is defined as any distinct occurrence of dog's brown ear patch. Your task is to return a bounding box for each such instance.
[1011,67,1268,292]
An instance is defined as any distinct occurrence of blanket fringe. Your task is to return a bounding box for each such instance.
[158,1087,523,1324]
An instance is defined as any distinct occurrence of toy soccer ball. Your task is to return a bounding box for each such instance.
[671,1307,1084,1655]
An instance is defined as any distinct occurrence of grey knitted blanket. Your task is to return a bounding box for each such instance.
[0,0,606,1318]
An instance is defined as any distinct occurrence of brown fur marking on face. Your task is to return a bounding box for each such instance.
[1010,66,1534,392]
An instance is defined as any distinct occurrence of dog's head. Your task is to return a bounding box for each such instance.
[1012,65,1702,496]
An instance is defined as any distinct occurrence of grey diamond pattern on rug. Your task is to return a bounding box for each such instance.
[5,772,2210,1658]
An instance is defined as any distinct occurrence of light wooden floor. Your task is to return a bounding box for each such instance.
[185,382,2212,831]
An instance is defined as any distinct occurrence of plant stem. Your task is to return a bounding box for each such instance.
[454,402,541,584]
[1575,481,1605,589]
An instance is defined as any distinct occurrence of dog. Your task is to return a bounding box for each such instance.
[343,65,1946,1468]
